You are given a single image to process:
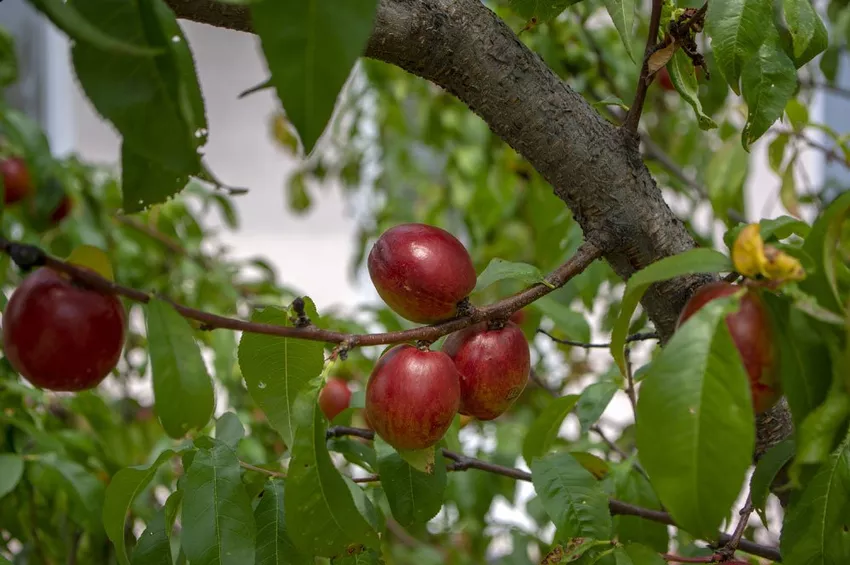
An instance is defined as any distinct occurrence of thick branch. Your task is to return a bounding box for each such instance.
[0,236,600,347]
[162,0,711,343]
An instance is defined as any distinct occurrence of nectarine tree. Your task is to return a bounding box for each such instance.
[0,0,848,563]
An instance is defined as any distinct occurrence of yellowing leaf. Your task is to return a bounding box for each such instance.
[732,224,766,278]
[732,223,806,282]
[647,43,677,78]
[66,245,114,281]
[762,245,806,281]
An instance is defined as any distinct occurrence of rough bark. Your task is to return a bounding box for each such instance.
[163,0,788,456]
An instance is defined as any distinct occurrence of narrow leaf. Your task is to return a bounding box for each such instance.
[182,443,257,565]
[216,412,245,449]
[284,389,379,556]
[254,480,311,565]
[103,449,179,565]
[706,137,748,223]
[706,0,774,93]
[741,39,797,149]
[784,0,828,66]
[531,452,612,539]
[237,307,325,447]
[131,507,173,565]
[39,454,106,531]
[576,382,618,433]
[474,258,549,292]
[251,0,380,154]
[376,438,447,526]
[667,50,717,130]
[610,248,732,374]
[0,454,24,499]
[750,439,794,524]
[636,297,754,538]
[781,431,850,563]
[145,299,214,438]
[509,0,582,22]
[532,296,592,343]
[614,543,667,565]
[28,0,162,56]
[602,0,636,62]
[522,395,580,465]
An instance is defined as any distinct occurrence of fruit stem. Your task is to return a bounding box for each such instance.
[415,339,434,351]
[456,297,476,318]
[290,296,312,328]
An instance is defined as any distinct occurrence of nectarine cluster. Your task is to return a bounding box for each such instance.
[677,282,780,414]
[363,223,531,450]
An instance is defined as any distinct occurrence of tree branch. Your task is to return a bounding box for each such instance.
[326,427,780,562]
[0,235,600,347]
[624,0,664,132]
[537,329,659,348]
[162,0,710,343]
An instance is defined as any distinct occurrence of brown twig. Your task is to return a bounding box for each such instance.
[325,427,780,562]
[239,461,286,478]
[624,346,638,414]
[589,424,650,480]
[0,236,602,348]
[715,496,755,559]
[661,554,717,564]
[624,0,665,132]
[537,329,659,349]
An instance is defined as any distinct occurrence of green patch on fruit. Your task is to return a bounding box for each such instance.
[398,446,436,474]
[66,245,114,281]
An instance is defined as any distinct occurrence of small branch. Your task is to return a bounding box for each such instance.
[590,425,650,480]
[325,427,780,562]
[624,347,638,415]
[538,329,659,349]
[801,79,850,101]
[624,0,665,132]
[0,236,602,348]
[661,554,716,564]
[715,496,754,559]
[240,461,286,478]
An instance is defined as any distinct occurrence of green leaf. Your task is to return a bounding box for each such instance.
[531,452,612,539]
[121,143,190,213]
[376,438,446,526]
[792,382,850,479]
[216,412,245,449]
[610,248,732,374]
[668,50,717,130]
[0,28,18,88]
[785,99,809,130]
[781,430,850,564]
[576,382,618,433]
[533,296,592,343]
[71,0,201,209]
[783,0,828,66]
[251,0,380,154]
[0,454,24,499]
[706,0,774,93]
[768,133,790,172]
[762,296,831,427]
[522,395,580,465]
[182,443,257,565]
[610,464,669,552]
[613,544,666,565]
[103,449,180,565]
[760,215,811,240]
[285,388,379,556]
[131,507,173,565]
[509,0,582,22]
[254,480,311,565]
[802,191,850,313]
[332,547,385,564]
[237,307,325,447]
[635,296,755,538]
[474,258,549,293]
[39,454,106,532]
[28,0,162,56]
[741,39,797,149]
[145,299,214,438]
[705,137,748,223]
[750,439,794,524]
[601,0,636,62]
[398,447,437,474]
[139,0,208,143]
